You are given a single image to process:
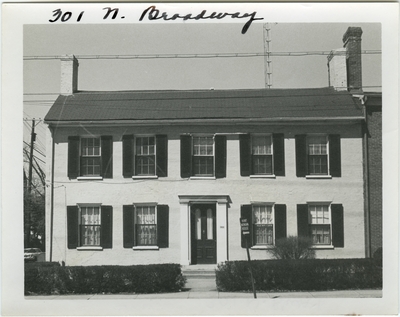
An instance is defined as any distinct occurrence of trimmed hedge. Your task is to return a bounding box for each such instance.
[216,258,382,292]
[25,264,186,295]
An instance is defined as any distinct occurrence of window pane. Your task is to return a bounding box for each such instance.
[308,156,328,175]
[252,155,273,174]
[193,156,214,176]
[195,209,201,240]
[252,136,272,155]
[207,209,213,240]
[81,157,101,176]
[308,136,327,155]
[193,137,213,156]
[311,225,331,244]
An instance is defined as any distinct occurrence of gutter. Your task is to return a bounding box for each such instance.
[44,116,365,127]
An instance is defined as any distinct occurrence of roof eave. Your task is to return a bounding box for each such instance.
[45,116,365,127]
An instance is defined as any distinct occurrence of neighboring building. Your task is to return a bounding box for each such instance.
[362,92,382,258]
[44,27,380,266]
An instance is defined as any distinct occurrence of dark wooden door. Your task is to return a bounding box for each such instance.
[190,204,216,264]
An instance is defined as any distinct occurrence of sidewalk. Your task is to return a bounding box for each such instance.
[26,289,382,300]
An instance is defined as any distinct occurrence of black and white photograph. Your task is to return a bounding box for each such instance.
[1,2,399,316]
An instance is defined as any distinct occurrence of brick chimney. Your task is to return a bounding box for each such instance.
[343,27,363,92]
[328,27,363,93]
[60,55,79,95]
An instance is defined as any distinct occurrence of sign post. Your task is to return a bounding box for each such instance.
[240,218,257,299]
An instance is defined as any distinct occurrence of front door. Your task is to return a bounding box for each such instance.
[190,204,217,264]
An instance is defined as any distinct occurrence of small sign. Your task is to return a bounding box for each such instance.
[240,218,250,235]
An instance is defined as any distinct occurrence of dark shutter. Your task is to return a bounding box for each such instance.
[295,135,307,177]
[101,206,113,249]
[329,135,341,177]
[331,204,344,248]
[239,134,251,176]
[215,135,227,178]
[68,136,80,179]
[273,134,285,176]
[274,204,287,241]
[297,204,309,238]
[101,136,113,178]
[156,135,168,177]
[157,205,169,248]
[123,205,134,248]
[67,206,79,249]
[241,204,253,248]
[180,135,192,178]
[122,135,133,178]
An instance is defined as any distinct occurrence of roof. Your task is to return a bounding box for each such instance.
[44,87,364,123]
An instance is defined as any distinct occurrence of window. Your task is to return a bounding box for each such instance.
[68,135,113,179]
[252,135,273,175]
[81,138,101,176]
[193,136,214,176]
[295,134,341,177]
[123,204,169,249]
[122,134,167,178]
[307,136,328,175]
[180,134,227,178]
[80,206,101,246]
[297,203,344,248]
[135,136,156,176]
[240,204,287,248]
[67,205,113,249]
[253,205,274,245]
[135,205,157,246]
[309,204,331,245]
[240,134,285,177]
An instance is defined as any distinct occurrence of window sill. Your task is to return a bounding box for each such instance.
[132,175,158,179]
[132,246,159,251]
[190,176,216,180]
[77,246,103,251]
[251,245,274,250]
[77,176,103,181]
[310,245,335,250]
[306,175,332,179]
[250,175,276,179]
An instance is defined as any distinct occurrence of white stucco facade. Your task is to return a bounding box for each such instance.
[45,121,366,266]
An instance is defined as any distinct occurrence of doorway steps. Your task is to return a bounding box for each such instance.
[182,265,218,292]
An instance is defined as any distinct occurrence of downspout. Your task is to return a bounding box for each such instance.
[361,96,371,258]
[49,126,55,262]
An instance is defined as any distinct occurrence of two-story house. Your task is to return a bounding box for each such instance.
[44,27,375,266]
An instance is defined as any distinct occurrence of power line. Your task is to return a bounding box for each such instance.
[23,50,381,61]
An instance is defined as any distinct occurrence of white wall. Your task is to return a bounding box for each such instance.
[46,122,365,265]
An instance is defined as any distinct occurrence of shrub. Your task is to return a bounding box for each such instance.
[216,258,382,292]
[25,263,186,295]
[268,236,315,260]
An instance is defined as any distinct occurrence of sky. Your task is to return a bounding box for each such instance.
[23,22,382,171]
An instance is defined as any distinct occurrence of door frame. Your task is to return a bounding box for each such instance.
[179,195,231,266]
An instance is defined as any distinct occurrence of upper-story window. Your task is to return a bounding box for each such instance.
[252,135,273,175]
[135,136,156,176]
[295,134,341,178]
[180,134,227,179]
[240,133,285,177]
[68,136,113,179]
[81,138,101,176]
[192,136,214,177]
[122,134,168,178]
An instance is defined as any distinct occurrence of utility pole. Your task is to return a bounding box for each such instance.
[25,119,36,247]
[263,23,272,89]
